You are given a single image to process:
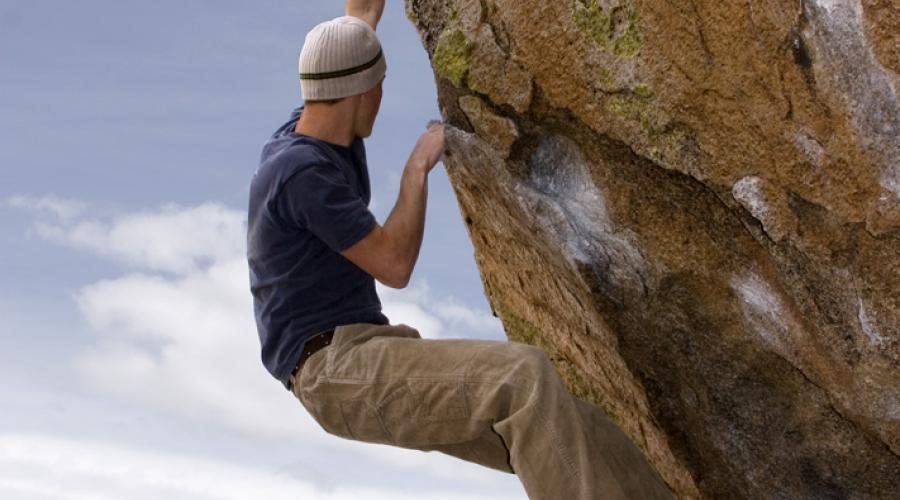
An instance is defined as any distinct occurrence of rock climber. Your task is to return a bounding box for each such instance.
[246,1,674,498]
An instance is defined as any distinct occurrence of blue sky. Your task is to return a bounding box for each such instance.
[2,2,526,498]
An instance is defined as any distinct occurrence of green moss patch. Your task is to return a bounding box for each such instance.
[497,301,548,349]
[633,83,652,99]
[612,7,641,57]
[574,1,642,58]
[433,28,473,87]
[606,88,654,132]
[574,0,612,47]
[647,125,694,168]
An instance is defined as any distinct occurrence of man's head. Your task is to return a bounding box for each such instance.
[299,16,386,138]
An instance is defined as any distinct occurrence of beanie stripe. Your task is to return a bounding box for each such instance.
[300,49,383,81]
[299,15,387,100]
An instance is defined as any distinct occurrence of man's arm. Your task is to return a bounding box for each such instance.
[346,0,385,30]
[340,123,445,289]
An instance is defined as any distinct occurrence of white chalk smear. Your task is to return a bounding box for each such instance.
[732,176,771,224]
[730,271,795,357]
[856,295,887,347]
[513,134,651,297]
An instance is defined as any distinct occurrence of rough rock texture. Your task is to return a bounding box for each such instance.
[406,0,900,498]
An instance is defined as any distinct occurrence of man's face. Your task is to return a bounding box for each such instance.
[355,76,384,138]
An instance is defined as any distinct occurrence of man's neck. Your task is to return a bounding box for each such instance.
[295,104,356,147]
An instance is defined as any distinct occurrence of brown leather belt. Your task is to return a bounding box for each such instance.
[291,328,335,384]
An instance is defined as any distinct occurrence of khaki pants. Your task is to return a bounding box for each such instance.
[290,322,674,500]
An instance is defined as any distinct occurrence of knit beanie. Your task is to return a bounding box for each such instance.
[299,16,387,101]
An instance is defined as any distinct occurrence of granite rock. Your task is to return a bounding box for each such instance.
[406,0,900,498]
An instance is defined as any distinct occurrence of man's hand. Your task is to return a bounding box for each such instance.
[346,0,385,31]
[409,121,446,175]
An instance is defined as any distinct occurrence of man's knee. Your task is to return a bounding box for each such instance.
[508,343,556,384]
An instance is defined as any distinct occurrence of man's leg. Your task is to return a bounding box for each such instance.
[291,322,673,500]
[417,423,516,474]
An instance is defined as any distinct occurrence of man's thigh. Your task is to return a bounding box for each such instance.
[293,322,543,450]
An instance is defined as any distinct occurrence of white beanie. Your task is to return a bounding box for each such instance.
[299,16,387,101]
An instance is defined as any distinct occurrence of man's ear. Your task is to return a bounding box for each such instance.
[349,94,364,119]
[366,79,384,97]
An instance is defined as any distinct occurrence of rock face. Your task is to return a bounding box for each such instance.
[406,0,900,498]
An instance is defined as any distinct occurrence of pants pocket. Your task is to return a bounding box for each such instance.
[406,379,469,421]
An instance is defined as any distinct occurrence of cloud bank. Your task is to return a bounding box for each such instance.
[8,195,519,499]
[0,432,523,500]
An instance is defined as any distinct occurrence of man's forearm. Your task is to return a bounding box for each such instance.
[345,0,385,30]
[383,159,428,287]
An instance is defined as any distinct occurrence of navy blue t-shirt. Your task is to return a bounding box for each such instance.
[247,106,390,390]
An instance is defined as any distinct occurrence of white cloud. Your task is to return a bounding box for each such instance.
[71,254,309,441]
[14,198,514,491]
[7,194,89,221]
[0,432,521,500]
[379,279,503,339]
[8,195,245,275]
[35,202,245,274]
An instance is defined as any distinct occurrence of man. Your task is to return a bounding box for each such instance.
[246,1,674,499]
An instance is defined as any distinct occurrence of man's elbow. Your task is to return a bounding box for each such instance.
[396,270,412,289]
[384,262,411,289]
[379,276,408,290]
[345,0,383,30]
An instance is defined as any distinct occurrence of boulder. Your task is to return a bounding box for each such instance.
[406,0,900,498]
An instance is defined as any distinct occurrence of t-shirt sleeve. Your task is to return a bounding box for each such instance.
[278,164,377,252]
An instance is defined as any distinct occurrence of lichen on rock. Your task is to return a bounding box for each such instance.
[605,87,655,132]
[611,5,641,57]
[432,27,472,87]
[574,0,612,47]
[573,0,642,58]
